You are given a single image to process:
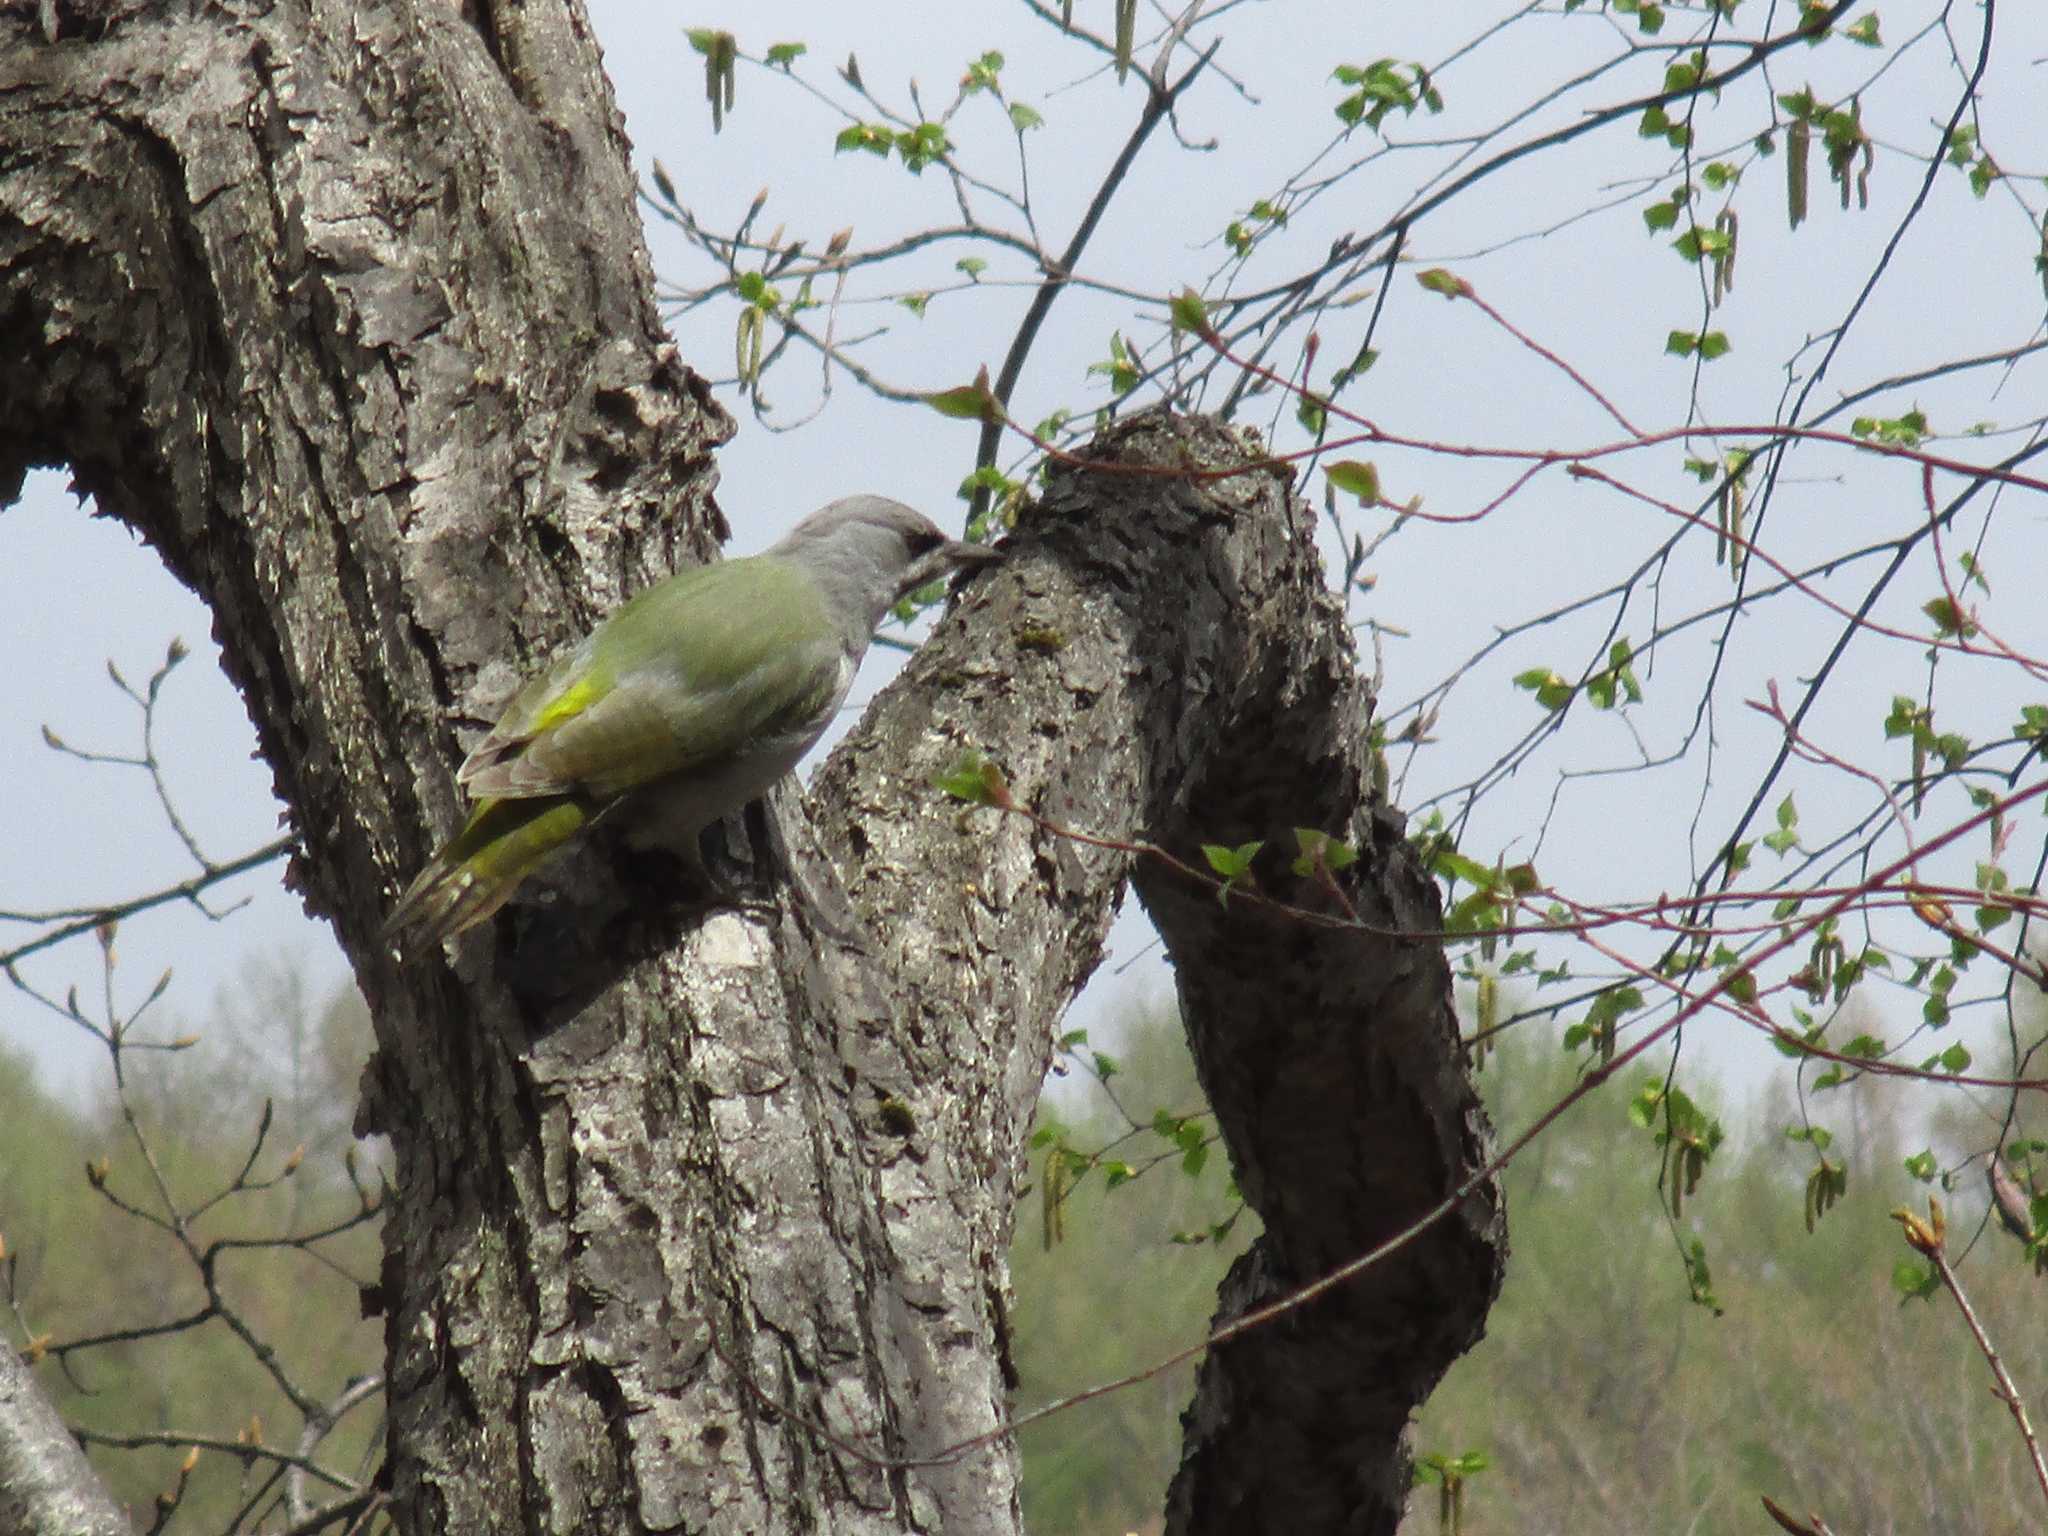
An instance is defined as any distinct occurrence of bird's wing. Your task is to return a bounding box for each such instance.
[458,557,852,802]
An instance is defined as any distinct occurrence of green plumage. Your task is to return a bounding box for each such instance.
[381,796,594,946]
[381,496,1001,948]
[461,557,847,800]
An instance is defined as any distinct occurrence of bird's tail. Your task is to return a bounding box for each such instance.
[382,796,591,947]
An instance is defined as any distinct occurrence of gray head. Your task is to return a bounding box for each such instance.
[770,495,1003,642]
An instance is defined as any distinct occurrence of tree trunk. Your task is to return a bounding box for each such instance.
[0,3,1504,1532]
[0,1344,131,1536]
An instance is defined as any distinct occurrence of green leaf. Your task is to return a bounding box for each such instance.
[1325,460,1382,504]
[1512,668,1573,711]
[1852,408,1930,446]
[1203,840,1263,906]
[1778,87,1819,121]
[1330,58,1441,134]
[1416,267,1469,299]
[894,122,953,173]
[1028,409,1072,453]
[1201,841,1264,880]
[1892,1260,1939,1301]
[1414,1448,1492,1485]
[1681,1237,1720,1314]
[935,750,1011,808]
[1581,985,1645,1046]
[1291,827,1359,877]
[925,368,1004,423]
[1883,695,1925,739]
[1626,1087,1657,1131]
[1607,639,1643,703]
[1007,101,1044,133]
[1169,287,1215,340]
[1762,794,1799,855]
[1672,226,1731,264]
[1922,596,1978,640]
[835,122,893,156]
[1086,330,1142,394]
[1329,342,1379,391]
[1432,848,1501,891]
[765,41,807,67]
[963,49,1004,93]
[955,257,987,279]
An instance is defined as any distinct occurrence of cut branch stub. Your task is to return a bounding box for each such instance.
[815,409,1505,1535]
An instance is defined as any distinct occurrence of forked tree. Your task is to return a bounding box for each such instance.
[0,3,1502,1531]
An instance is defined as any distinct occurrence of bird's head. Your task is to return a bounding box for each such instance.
[774,495,1004,638]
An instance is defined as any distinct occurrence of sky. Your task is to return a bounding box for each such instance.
[5,1,2047,1136]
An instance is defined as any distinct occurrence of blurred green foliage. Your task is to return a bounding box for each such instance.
[1,968,386,1531]
[1012,1000,2048,1536]
[9,971,2044,1534]
[1010,997,1256,1536]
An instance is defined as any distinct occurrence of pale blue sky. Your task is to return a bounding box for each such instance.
[6,1,2047,1129]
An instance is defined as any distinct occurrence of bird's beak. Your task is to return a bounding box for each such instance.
[913,538,1004,594]
[942,538,1005,573]
[901,535,1005,601]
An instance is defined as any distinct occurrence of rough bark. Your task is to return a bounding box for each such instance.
[0,1344,131,1536]
[821,415,1507,1535]
[0,4,1503,1534]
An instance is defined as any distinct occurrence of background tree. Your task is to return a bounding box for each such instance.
[1014,1006,2048,1535]
[0,973,383,1533]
